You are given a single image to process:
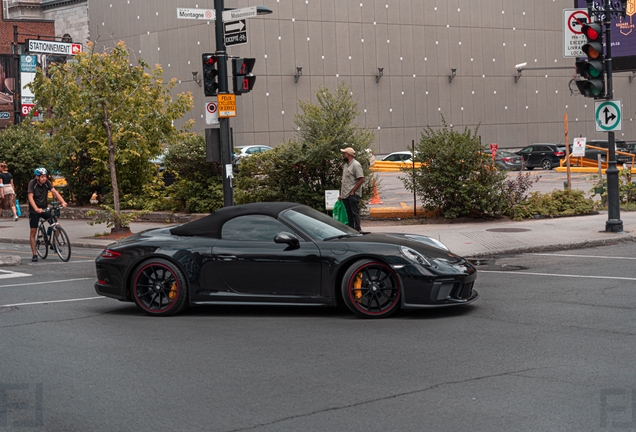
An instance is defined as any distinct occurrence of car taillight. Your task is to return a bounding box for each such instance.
[100,249,121,259]
[554,151,565,157]
[501,157,511,162]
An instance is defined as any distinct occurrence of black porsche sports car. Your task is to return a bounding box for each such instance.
[95,202,478,318]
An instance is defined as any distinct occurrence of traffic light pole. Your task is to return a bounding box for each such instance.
[603,0,622,232]
[215,0,233,207]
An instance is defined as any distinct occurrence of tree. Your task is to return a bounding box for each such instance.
[0,123,48,202]
[29,41,193,227]
[236,82,376,209]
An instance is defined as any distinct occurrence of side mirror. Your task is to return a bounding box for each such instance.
[274,232,300,249]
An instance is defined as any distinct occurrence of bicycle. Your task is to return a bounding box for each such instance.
[35,202,71,262]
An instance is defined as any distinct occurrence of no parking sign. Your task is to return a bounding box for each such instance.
[205,101,219,125]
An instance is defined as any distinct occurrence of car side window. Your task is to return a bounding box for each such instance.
[521,147,533,154]
[222,215,289,241]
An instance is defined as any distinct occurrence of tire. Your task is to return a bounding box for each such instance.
[35,225,48,259]
[53,227,71,262]
[541,159,553,170]
[341,259,401,318]
[132,259,188,316]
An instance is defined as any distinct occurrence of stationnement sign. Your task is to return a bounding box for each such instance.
[218,94,236,118]
[563,8,589,58]
[27,40,82,56]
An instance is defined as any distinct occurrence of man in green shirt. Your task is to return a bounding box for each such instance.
[339,146,364,232]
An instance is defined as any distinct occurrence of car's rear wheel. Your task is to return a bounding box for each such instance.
[541,159,553,170]
[341,259,401,318]
[132,259,188,316]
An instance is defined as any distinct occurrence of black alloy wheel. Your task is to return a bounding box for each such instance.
[541,159,553,170]
[341,259,401,318]
[53,227,71,262]
[132,259,188,316]
[35,225,48,259]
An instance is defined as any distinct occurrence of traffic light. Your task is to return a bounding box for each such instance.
[575,22,605,98]
[202,53,219,97]
[232,58,256,94]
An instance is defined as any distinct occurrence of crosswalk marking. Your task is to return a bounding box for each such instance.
[0,269,31,279]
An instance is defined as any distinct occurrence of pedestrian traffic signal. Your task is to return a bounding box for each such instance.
[202,53,219,97]
[231,58,256,95]
[575,22,605,98]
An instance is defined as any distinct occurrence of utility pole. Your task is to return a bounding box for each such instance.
[214,0,233,207]
[602,0,622,232]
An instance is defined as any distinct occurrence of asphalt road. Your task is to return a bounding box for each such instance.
[1,242,636,431]
[374,169,600,209]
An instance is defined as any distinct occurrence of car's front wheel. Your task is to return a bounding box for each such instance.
[541,159,553,170]
[341,259,401,318]
[132,259,188,316]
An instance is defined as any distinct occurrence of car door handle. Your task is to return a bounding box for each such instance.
[217,255,237,261]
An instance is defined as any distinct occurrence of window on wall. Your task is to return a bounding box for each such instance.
[0,55,15,105]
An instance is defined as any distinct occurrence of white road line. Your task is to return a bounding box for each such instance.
[532,253,636,260]
[1,296,104,307]
[0,269,31,279]
[0,277,93,288]
[28,260,95,265]
[480,270,636,281]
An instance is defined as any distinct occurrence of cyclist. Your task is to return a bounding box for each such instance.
[27,168,67,262]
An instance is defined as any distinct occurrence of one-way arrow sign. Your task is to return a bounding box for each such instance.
[225,20,247,47]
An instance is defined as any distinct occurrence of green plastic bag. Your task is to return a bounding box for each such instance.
[332,199,348,225]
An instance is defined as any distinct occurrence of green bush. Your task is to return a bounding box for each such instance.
[235,82,376,210]
[510,189,596,220]
[163,133,224,213]
[403,119,528,219]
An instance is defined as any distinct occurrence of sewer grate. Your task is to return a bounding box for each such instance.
[485,228,531,233]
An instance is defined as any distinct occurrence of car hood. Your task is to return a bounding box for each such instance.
[339,232,463,260]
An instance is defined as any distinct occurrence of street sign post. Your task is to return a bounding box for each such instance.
[218,94,236,118]
[224,20,247,47]
[595,99,622,132]
[563,8,590,57]
[205,101,219,125]
[176,8,215,20]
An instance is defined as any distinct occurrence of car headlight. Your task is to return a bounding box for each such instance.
[400,246,431,267]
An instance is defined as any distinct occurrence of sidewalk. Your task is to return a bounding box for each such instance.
[0,210,634,260]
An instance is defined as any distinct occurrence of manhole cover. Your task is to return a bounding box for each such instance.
[485,228,531,233]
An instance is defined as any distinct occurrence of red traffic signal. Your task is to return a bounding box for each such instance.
[202,53,219,97]
[576,22,605,99]
[232,58,256,94]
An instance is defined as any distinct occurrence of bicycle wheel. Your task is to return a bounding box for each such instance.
[35,224,48,259]
[53,226,71,262]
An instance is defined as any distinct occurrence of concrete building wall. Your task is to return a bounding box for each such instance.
[42,0,88,45]
[88,0,636,153]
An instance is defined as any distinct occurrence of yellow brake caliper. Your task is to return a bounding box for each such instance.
[168,282,178,300]
[353,273,363,302]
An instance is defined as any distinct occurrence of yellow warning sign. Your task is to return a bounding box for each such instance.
[218,94,236,118]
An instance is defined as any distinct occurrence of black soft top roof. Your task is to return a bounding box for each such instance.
[170,202,303,238]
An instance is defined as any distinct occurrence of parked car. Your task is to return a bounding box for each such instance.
[584,139,633,165]
[232,145,273,167]
[94,202,478,318]
[626,142,636,155]
[381,151,414,162]
[516,144,566,170]
[491,150,523,171]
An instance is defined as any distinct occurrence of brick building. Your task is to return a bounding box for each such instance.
[0,0,88,128]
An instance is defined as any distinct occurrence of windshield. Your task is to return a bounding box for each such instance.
[282,207,359,240]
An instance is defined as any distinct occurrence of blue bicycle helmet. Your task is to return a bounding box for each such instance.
[34,167,47,176]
